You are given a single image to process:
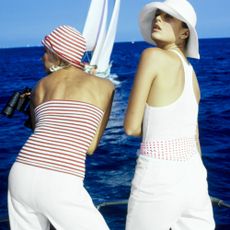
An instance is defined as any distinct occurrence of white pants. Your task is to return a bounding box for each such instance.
[8,162,109,230]
[126,154,215,230]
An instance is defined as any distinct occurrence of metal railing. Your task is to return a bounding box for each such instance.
[96,196,230,210]
[0,196,229,225]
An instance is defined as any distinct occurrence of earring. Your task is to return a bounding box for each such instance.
[49,65,64,72]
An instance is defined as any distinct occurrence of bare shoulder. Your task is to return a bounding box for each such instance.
[31,75,49,106]
[33,74,50,92]
[142,47,162,55]
[90,75,115,93]
[140,47,172,69]
[141,47,169,60]
[84,75,115,111]
[100,78,115,91]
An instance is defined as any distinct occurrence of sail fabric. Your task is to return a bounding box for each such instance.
[82,0,121,75]
[96,0,120,72]
[83,0,107,52]
[90,0,108,67]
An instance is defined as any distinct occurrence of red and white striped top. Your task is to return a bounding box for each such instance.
[16,100,104,179]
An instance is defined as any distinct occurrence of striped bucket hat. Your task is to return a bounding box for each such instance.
[42,25,86,69]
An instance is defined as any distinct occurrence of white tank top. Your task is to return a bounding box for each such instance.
[142,50,198,142]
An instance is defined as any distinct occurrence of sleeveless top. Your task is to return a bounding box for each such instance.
[140,50,199,161]
[16,100,104,178]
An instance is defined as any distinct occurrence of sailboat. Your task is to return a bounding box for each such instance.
[83,0,120,79]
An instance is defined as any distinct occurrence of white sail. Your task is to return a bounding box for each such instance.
[83,0,121,78]
[90,0,108,66]
[82,0,107,51]
[96,0,120,73]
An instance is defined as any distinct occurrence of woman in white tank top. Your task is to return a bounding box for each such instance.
[124,1,215,229]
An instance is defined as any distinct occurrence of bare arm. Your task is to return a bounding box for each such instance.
[87,85,115,155]
[196,124,202,156]
[124,48,159,136]
[27,86,37,131]
[29,79,46,130]
[29,102,36,130]
[192,71,201,155]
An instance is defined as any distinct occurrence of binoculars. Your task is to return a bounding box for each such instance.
[1,87,32,128]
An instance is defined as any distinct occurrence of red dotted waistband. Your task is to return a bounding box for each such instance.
[140,137,197,161]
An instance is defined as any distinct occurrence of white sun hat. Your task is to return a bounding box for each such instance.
[139,0,200,59]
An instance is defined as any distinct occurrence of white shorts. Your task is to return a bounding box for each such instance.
[126,154,215,230]
[8,162,109,230]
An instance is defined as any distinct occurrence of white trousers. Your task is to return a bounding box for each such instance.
[126,154,215,230]
[8,162,109,230]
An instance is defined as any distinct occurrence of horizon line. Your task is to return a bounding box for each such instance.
[1,36,230,49]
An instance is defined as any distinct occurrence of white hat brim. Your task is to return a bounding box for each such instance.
[139,2,200,59]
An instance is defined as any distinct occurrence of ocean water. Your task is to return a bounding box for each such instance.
[0,39,230,229]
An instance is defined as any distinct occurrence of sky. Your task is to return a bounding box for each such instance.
[0,0,230,48]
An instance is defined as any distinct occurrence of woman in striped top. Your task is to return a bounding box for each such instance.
[8,25,114,230]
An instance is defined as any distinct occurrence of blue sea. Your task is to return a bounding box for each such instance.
[0,39,230,229]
